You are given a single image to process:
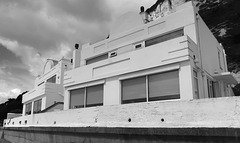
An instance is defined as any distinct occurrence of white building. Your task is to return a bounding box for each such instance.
[64,1,237,110]
[3,1,238,127]
[22,58,72,116]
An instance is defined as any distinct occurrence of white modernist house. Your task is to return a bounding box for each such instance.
[64,1,237,110]
[4,1,239,127]
[22,58,72,116]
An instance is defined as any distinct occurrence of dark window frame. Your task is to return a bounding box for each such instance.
[33,99,42,114]
[145,29,184,47]
[86,53,108,65]
[25,102,32,115]
[121,70,180,104]
[47,75,56,83]
[69,84,104,109]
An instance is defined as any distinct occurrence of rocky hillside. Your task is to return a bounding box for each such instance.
[0,91,27,126]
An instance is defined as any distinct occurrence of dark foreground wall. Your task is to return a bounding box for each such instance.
[1,127,240,143]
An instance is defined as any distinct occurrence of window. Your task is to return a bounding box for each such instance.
[33,99,42,114]
[69,84,104,109]
[70,88,85,109]
[47,75,56,83]
[193,70,199,99]
[145,29,184,47]
[134,42,144,50]
[86,53,108,65]
[148,71,180,101]
[86,85,104,107]
[207,78,215,98]
[122,76,147,104]
[25,102,32,115]
[218,51,222,70]
[109,51,117,58]
[121,70,180,104]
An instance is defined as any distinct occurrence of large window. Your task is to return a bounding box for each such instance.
[25,102,32,115]
[121,70,180,104]
[70,88,85,109]
[148,71,180,101]
[122,76,147,104]
[47,75,56,83]
[86,53,108,65]
[145,29,184,47]
[33,99,42,114]
[69,84,104,109]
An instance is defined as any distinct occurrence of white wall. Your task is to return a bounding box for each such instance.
[5,96,240,128]
[197,16,226,75]
[64,2,201,109]
[22,59,71,114]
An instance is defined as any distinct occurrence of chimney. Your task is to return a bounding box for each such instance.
[73,43,81,68]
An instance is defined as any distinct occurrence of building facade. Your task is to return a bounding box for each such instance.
[63,2,237,111]
[3,1,238,127]
[22,58,72,116]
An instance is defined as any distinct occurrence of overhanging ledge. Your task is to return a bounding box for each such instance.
[213,72,238,84]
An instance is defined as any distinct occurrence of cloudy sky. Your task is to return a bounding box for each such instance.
[0,0,157,103]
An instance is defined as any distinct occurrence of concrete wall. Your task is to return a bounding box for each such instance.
[4,96,240,128]
[2,96,240,143]
[2,126,240,143]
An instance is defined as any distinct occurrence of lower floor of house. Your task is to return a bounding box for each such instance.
[64,61,234,110]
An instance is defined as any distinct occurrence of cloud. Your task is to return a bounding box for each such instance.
[0,0,157,104]
[0,44,34,103]
[0,80,23,104]
[47,0,111,22]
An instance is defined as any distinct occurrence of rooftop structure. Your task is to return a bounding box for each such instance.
[22,58,72,116]
[3,1,238,127]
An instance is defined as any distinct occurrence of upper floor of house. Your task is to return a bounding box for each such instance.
[64,1,229,87]
[23,58,72,103]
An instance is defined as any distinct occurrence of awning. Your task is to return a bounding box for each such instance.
[213,72,239,85]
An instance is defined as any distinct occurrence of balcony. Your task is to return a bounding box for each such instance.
[22,82,63,103]
[64,35,199,87]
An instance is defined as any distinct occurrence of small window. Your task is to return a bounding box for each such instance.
[25,102,32,115]
[145,29,184,47]
[193,70,199,99]
[47,75,56,83]
[218,51,222,70]
[207,78,215,98]
[109,51,117,58]
[134,42,144,50]
[86,53,108,65]
[33,99,42,114]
